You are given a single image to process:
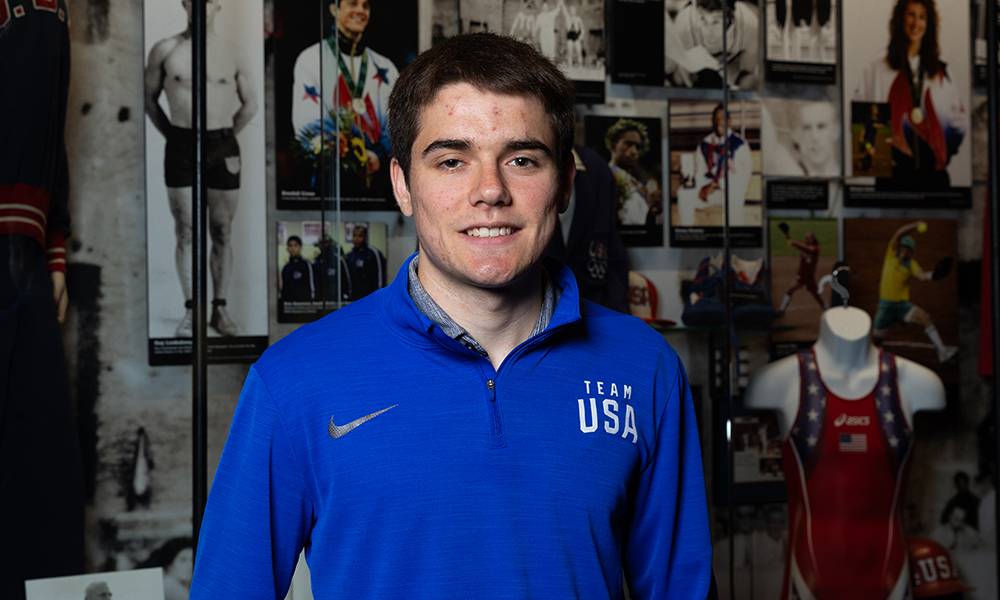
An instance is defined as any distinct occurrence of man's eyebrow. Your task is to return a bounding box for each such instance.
[421,139,473,157]
[505,138,554,157]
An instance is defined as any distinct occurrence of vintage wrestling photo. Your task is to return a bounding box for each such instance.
[143,0,268,365]
[664,0,761,89]
[447,0,607,102]
[273,0,418,210]
[668,99,763,247]
[842,0,972,207]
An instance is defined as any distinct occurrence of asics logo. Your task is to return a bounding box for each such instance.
[833,413,870,427]
[328,405,397,439]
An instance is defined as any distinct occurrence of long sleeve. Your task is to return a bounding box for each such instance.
[190,367,314,600]
[620,355,712,599]
[291,43,323,139]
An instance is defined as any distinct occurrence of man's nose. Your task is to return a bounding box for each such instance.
[471,162,511,207]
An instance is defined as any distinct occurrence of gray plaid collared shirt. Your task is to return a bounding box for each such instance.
[406,254,558,359]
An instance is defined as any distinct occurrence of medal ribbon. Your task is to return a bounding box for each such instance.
[329,37,369,102]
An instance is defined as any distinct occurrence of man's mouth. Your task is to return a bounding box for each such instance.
[464,227,515,238]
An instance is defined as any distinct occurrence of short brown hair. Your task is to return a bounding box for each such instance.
[388,32,576,181]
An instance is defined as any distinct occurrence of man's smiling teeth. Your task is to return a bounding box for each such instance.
[465,227,514,238]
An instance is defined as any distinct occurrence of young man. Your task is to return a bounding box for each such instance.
[343,224,385,300]
[191,33,711,599]
[694,104,753,227]
[291,0,399,199]
[280,236,315,302]
[144,0,259,337]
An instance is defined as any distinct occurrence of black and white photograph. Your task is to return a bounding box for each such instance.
[664,0,760,89]
[26,569,166,600]
[584,114,665,247]
[763,0,837,83]
[668,99,763,248]
[143,0,268,365]
[276,220,388,323]
[842,0,972,207]
[274,0,418,210]
[761,96,841,178]
[453,0,607,102]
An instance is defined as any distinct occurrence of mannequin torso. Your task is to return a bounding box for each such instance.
[745,306,945,436]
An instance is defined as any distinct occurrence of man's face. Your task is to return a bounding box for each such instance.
[611,130,643,169]
[335,0,370,39]
[391,83,572,294]
[795,104,835,170]
[805,233,816,245]
[182,0,221,26]
[696,7,733,55]
[352,228,367,248]
[287,239,302,258]
[899,246,913,260]
[712,109,729,137]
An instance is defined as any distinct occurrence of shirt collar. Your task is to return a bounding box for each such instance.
[406,254,559,359]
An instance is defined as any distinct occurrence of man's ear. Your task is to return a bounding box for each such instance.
[390,158,413,217]
[556,155,577,213]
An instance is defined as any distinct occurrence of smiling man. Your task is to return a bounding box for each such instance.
[191,32,711,599]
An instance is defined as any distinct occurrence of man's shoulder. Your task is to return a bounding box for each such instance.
[255,298,384,374]
[577,301,676,355]
[149,33,186,61]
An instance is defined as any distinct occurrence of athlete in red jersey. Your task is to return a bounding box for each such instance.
[777,230,828,317]
[781,349,913,600]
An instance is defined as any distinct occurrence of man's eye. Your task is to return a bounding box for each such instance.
[440,159,462,169]
[511,156,535,168]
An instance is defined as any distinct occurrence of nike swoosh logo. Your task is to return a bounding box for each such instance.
[328,405,397,439]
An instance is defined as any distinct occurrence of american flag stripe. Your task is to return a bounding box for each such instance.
[839,433,867,452]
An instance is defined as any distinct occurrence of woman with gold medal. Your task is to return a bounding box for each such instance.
[852,0,966,189]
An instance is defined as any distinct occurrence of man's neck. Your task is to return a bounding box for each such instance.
[418,259,545,369]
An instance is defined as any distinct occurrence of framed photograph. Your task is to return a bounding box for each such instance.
[713,398,787,505]
[763,0,837,83]
[583,114,666,247]
[143,0,268,365]
[769,217,839,342]
[456,0,607,103]
[843,218,958,380]
[842,0,972,208]
[26,569,165,600]
[277,220,388,323]
[664,0,760,89]
[668,99,763,248]
[273,0,418,210]
[761,96,841,178]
